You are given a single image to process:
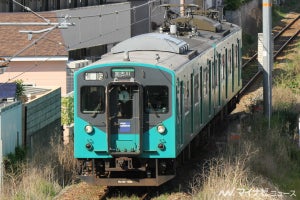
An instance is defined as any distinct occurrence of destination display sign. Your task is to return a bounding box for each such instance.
[112,68,135,79]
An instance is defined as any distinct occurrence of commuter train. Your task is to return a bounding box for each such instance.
[74,5,242,186]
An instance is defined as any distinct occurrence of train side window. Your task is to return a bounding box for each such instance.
[215,59,219,87]
[144,86,169,113]
[235,44,238,68]
[222,54,225,79]
[232,44,235,70]
[185,81,190,113]
[194,74,199,103]
[80,86,105,114]
[229,49,232,74]
[204,69,208,96]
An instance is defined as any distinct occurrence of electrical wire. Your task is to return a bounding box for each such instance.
[68,0,163,19]
[67,6,165,49]
[12,0,50,23]
[0,38,68,87]
[1,0,166,85]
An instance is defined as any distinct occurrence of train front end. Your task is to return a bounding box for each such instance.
[74,62,176,186]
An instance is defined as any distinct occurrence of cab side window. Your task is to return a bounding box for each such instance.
[81,86,105,114]
[144,86,169,113]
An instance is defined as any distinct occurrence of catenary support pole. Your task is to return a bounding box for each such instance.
[262,0,273,128]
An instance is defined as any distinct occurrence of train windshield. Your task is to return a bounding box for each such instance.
[114,85,133,119]
[80,86,105,114]
[144,86,169,113]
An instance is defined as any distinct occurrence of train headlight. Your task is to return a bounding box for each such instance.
[157,124,166,134]
[84,125,94,134]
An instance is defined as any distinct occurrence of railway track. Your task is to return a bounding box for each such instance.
[56,11,300,200]
[240,12,300,96]
[99,186,152,200]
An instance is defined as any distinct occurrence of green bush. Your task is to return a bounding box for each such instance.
[61,96,74,125]
[224,0,252,11]
[14,80,24,100]
[3,146,26,173]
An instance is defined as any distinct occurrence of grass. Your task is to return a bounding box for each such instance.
[1,1,300,200]
[273,0,300,25]
[188,38,300,200]
[164,3,300,200]
[0,136,77,199]
[191,111,300,199]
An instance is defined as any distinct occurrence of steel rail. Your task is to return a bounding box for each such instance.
[239,17,300,96]
[274,29,300,58]
[242,14,300,68]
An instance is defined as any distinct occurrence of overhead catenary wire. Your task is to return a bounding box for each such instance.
[67,3,166,49]
[6,25,58,63]
[68,0,163,19]
[2,8,164,86]
[68,10,164,50]
[1,0,166,84]
[0,0,68,85]
[12,0,50,23]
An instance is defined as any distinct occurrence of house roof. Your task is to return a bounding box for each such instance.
[0,12,68,58]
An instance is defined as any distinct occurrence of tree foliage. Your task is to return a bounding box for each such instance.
[61,96,74,126]
[224,0,252,11]
[14,79,25,100]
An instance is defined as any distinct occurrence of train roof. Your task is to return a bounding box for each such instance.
[95,19,241,71]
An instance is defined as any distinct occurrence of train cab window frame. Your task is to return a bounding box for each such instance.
[80,86,105,114]
[144,86,169,114]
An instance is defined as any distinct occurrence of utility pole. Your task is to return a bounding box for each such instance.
[262,0,273,128]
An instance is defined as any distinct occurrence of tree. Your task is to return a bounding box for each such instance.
[61,96,74,126]
[15,80,25,100]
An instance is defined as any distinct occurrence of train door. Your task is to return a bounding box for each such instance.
[190,73,194,134]
[208,60,212,116]
[176,79,184,148]
[231,44,235,93]
[237,39,242,87]
[221,54,226,105]
[180,81,184,146]
[225,49,228,99]
[212,58,218,114]
[200,67,203,125]
[218,53,221,107]
[194,73,200,131]
[107,83,143,155]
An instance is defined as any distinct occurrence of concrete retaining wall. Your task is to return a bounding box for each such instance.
[25,88,61,150]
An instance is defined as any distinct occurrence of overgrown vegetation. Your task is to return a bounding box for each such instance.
[224,0,252,11]
[242,32,257,56]
[1,1,300,200]
[3,146,26,175]
[191,109,300,199]
[14,79,25,100]
[61,96,74,126]
[0,136,77,199]
[273,0,299,25]
[190,32,300,200]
